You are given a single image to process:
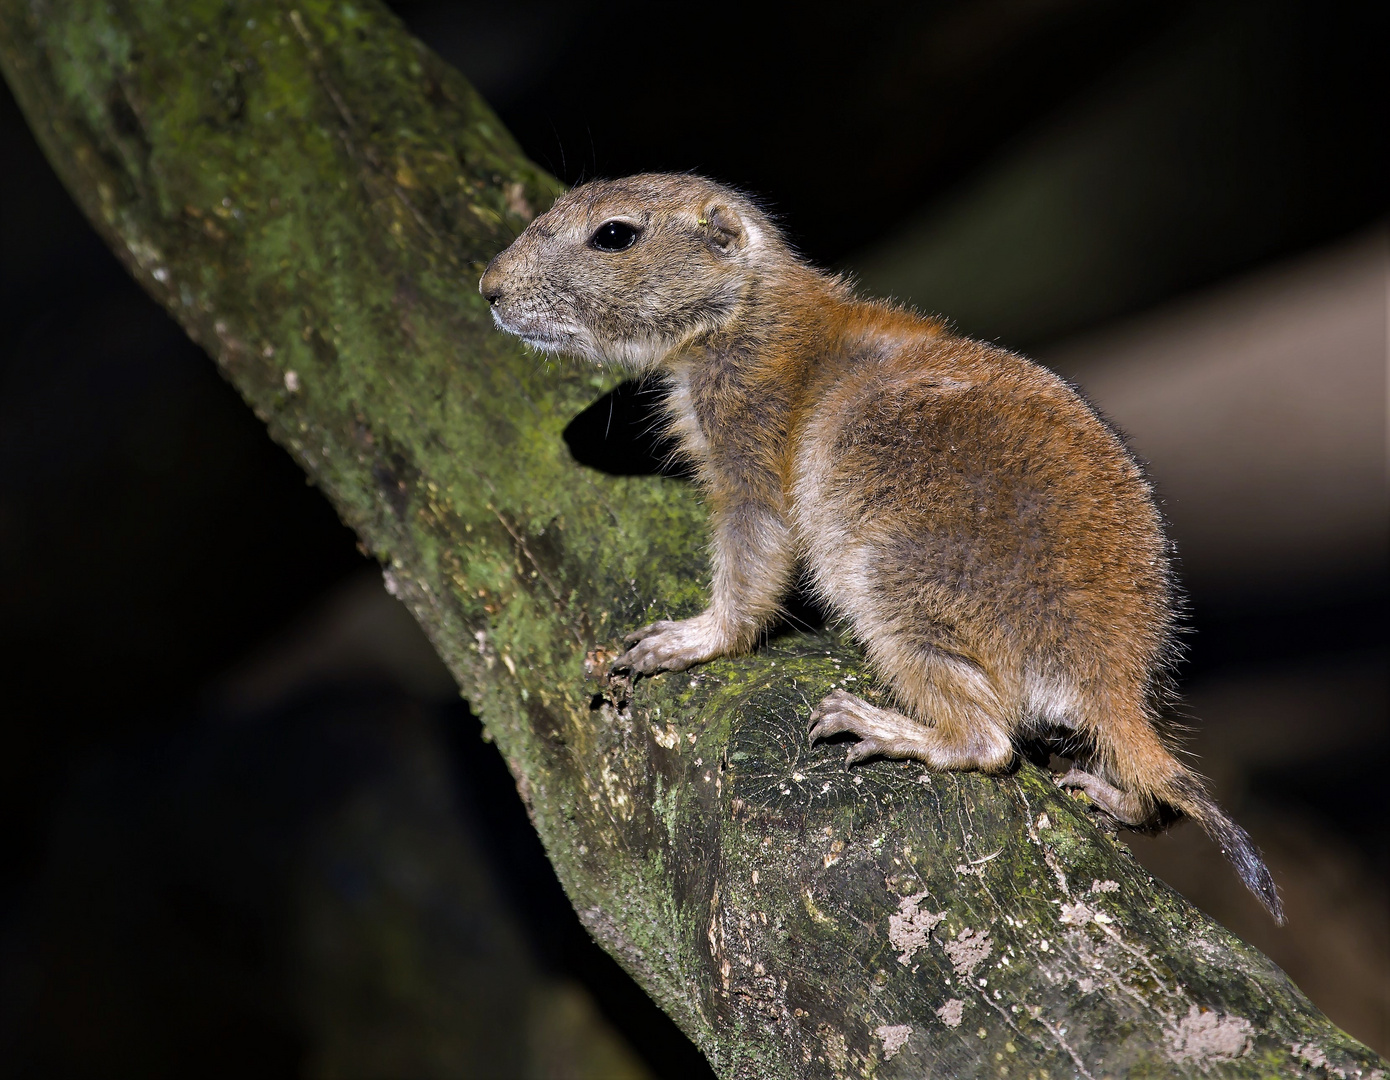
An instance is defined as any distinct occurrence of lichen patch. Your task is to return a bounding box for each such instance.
[943,927,993,977]
[1058,900,1113,928]
[874,1023,912,1060]
[1289,1042,1385,1079]
[936,998,965,1027]
[1165,1004,1252,1064]
[887,890,946,965]
[1293,1042,1339,1075]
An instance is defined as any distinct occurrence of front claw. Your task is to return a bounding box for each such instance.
[610,613,733,676]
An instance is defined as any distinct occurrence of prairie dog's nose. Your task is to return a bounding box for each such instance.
[479,258,504,306]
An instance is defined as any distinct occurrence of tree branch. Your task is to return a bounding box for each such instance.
[2,2,1383,1075]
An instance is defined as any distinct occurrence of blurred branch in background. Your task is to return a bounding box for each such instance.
[847,0,1386,348]
[1043,232,1387,599]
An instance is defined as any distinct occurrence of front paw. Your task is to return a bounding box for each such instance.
[612,614,730,675]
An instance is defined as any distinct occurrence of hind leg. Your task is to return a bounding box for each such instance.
[808,689,1014,772]
[1056,768,1150,826]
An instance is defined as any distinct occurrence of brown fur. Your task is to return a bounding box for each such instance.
[479,174,1283,922]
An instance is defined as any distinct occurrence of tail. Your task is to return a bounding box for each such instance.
[1166,773,1285,924]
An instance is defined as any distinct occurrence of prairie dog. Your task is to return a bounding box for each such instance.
[479,173,1283,922]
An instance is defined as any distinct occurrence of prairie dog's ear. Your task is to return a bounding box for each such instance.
[698,204,747,255]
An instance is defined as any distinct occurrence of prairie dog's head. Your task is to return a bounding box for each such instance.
[479,174,778,370]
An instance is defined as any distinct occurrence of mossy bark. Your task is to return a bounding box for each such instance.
[1,2,1383,1077]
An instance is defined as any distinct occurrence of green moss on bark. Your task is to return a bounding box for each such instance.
[2,2,1384,1076]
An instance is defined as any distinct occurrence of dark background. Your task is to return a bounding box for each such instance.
[1,0,1385,1075]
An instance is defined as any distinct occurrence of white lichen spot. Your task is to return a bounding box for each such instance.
[283,369,300,392]
[502,653,517,676]
[936,999,965,1028]
[1059,900,1113,928]
[1290,1042,1360,1078]
[1036,813,1051,829]
[1090,879,1120,894]
[1165,1005,1253,1064]
[888,890,946,965]
[651,722,680,749]
[943,928,993,977]
[381,568,401,597]
[152,267,169,283]
[874,1024,912,1060]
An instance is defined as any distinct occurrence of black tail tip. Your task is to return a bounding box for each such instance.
[1213,818,1285,924]
[1171,775,1285,923]
[1243,855,1286,925]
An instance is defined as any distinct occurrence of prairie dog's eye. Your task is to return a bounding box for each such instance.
[590,220,640,252]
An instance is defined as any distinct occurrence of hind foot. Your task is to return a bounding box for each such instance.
[1056,768,1149,827]
[808,690,933,766]
[808,689,1012,771]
